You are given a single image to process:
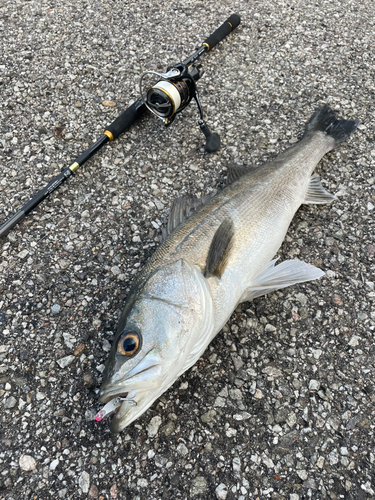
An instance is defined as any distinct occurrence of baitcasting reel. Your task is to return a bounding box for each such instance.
[140,62,221,153]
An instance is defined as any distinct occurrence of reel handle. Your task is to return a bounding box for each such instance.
[202,14,241,52]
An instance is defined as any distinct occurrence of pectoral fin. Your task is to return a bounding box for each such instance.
[240,259,325,302]
[304,176,337,204]
[205,219,234,278]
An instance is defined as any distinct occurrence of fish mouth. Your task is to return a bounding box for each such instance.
[98,356,166,432]
[99,391,129,405]
[98,387,148,433]
[100,355,163,404]
[98,378,165,433]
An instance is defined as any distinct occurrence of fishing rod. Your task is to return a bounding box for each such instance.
[0,14,241,238]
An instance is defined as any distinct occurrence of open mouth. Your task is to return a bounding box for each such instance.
[100,391,128,405]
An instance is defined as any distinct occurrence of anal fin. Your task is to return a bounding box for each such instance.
[205,219,234,278]
[304,176,336,204]
[240,259,325,303]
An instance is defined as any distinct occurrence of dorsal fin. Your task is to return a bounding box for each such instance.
[161,194,213,241]
[205,219,234,278]
[226,165,253,185]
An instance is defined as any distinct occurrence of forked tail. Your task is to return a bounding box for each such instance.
[304,104,359,147]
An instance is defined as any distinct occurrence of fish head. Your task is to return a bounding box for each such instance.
[99,259,214,433]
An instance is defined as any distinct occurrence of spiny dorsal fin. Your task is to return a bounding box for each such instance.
[161,194,213,241]
[205,219,234,279]
[226,165,253,185]
[304,175,337,204]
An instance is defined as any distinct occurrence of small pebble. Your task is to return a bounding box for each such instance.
[88,485,99,499]
[57,355,75,368]
[49,459,59,471]
[254,389,263,399]
[18,249,28,259]
[102,100,116,107]
[110,484,118,498]
[79,471,90,494]
[215,483,228,500]
[74,343,85,356]
[176,443,189,457]
[5,396,17,409]
[201,409,217,423]
[309,379,320,391]
[146,416,162,437]
[51,303,61,315]
[102,339,111,352]
[190,476,207,497]
[348,335,360,347]
[232,457,241,475]
[19,455,37,471]
[297,470,308,481]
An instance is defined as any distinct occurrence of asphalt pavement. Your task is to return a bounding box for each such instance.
[0,0,374,499]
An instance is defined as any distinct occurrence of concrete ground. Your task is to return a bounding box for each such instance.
[0,0,374,499]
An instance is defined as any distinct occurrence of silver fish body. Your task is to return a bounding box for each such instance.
[99,105,358,432]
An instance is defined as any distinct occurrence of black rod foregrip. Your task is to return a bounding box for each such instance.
[105,99,146,140]
[202,14,241,52]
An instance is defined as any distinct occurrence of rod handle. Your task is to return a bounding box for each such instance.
[202,14,241,52]
[104,99,146,140]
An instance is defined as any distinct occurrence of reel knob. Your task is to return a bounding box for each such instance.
[199,120,221,153]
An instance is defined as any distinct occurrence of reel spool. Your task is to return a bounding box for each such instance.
[139,64,220,153]
[146,79,191,119]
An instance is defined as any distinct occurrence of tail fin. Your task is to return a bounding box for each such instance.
[304,104,359,146]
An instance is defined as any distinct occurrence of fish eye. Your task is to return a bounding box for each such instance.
[116,331,141,357]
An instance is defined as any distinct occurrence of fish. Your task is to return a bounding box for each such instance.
[99,105,358,433]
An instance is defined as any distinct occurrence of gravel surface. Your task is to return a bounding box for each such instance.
[1,1,374,499]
